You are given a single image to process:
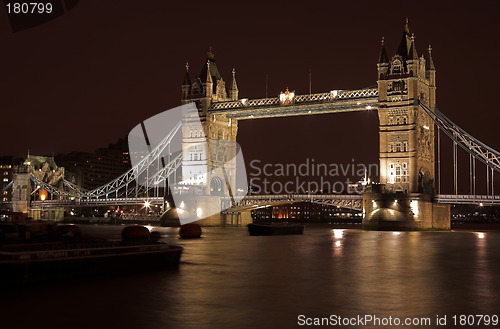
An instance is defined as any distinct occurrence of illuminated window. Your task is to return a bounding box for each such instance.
[3,178,8,182]
[388,162,408,184]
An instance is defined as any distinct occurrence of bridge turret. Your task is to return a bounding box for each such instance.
[406,34,419,76]
[426,45,436,88]
[229,68,239,100]
[181,62,191,100]
[204,60,213,98]
[377,37,389,79]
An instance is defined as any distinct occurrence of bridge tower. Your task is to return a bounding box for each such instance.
[364,19,449,230]
[178,49,242,225]
[377,19,436,194]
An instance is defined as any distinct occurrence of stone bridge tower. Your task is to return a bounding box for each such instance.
[377,19,436,195]
[180,49,239,198]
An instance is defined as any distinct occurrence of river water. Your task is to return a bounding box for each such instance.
[2,224,500,329]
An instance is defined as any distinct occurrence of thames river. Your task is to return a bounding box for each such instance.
[2,224,500,329]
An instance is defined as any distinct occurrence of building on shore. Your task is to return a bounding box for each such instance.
[252,202,361,222]
[56,138,130,190]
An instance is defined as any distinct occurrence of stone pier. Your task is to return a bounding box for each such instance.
[362,192,450,231]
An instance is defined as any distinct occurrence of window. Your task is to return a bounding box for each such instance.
[403,141,408,152]
[3,178,8,182]
[388,162,408,184]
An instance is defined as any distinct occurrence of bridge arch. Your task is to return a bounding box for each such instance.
[210,176,225,196]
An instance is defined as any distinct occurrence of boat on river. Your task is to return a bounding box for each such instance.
[247,223,304,236]
[0,223,182,284]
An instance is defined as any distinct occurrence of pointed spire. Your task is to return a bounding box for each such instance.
[397,18,413,61]
[231,68,238,91]
[206,60,212,84]
[182,62,191,86]
[378,36,389,64]
[408,33,418,60]
[426,45,435,70]
[229,68,239,100]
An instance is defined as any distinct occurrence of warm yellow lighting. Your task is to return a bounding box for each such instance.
[143,200,151,208]
[392,232,401,236]
[279,87,295,105]
[196,207,203,217]
[39,189,48,201]
[410,200,419,216]
[423,125,430,130]
[366,105,372,110]
[476,232,485,239]
[479,202,484,207]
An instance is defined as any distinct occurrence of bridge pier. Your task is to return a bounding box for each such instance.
[362,193,450,231]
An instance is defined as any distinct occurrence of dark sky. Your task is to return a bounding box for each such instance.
[1,1,499,194]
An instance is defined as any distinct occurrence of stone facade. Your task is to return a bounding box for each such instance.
[180,50,239,197]
[377,20,436,194]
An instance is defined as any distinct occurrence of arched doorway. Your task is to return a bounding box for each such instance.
[210,176,224,196]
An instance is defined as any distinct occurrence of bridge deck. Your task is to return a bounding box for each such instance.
[210,89,378,120]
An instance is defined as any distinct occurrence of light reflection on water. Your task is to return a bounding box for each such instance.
[1,225,499,329]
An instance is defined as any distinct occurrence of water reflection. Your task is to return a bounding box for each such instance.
[2,226,499,329]
[331,229,345,255]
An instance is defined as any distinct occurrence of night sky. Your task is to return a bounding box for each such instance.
[1,1,499,194]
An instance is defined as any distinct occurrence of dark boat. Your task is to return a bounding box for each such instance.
[0,224,183,284]
[247,223,304,236]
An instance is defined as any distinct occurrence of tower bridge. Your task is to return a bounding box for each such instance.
[2,20,500,229]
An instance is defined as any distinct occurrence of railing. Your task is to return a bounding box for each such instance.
[221,194,363,211]
[435,195,500,204]
[211,88,378,111]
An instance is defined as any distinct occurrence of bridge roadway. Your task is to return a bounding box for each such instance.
[21,194,500,210]
[30,197,165,207]
[209,89,379,120]
[221,194,363,212]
